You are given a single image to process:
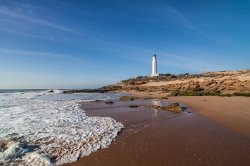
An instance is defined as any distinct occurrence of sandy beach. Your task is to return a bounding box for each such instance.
[64,96,250,166]
[168,96,250,138]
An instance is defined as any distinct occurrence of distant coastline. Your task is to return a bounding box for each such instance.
[64,69,250,97]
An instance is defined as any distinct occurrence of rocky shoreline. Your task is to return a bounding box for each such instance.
[64,70,250,97]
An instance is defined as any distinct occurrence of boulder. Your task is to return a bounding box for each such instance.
[130,105,139,108]
[105,101,114,104]
[150,103,183,113]
[162,103,183,113]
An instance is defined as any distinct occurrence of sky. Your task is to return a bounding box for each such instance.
[0,0,250,89]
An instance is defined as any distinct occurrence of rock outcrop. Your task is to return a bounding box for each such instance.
[63,70,250,97]
[114,70,250,96]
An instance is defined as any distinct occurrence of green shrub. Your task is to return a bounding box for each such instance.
[233,92,250,97]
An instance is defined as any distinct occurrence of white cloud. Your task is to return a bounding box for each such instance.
[0,48,80,62]
[0,5,84,36]
[0,28,69,42]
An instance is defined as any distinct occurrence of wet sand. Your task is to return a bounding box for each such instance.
[167,96,250,138]
[64,99,250,166]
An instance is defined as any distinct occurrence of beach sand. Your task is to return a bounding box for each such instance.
[167,96,250,138]
[64,97,250,166]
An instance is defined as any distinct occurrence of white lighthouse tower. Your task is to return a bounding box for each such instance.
[151,53,159,77]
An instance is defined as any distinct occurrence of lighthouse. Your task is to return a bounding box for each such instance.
[151,53,159,77]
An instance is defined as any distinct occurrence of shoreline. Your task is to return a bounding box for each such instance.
[64,96,250,166]
[118,90,250,138]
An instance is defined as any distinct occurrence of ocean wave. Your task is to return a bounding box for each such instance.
[0,91,123,165]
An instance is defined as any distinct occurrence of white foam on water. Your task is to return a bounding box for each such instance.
[0,90,124,165]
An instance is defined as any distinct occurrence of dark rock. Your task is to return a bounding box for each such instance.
[63,85,122,94]
[105,101,114,104]
[133,87,141,91]
[128,81,135,85]
[101,85,122,91]
[130,105,139,108]
[63,89,107,94]
[134,81,147,85]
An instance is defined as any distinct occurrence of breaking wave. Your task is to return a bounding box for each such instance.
[0,90,123,165]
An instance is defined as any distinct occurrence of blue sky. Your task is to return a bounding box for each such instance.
[0,0,249,89]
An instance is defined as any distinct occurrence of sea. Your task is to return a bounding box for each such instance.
[0,89,124,165]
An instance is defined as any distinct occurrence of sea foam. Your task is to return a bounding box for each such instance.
[0,90,123,165]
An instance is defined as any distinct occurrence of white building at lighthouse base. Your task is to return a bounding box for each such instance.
[151,73,159,77]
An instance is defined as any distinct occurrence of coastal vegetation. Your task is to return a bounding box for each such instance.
[111,70,250,97]
[63,70,250,97]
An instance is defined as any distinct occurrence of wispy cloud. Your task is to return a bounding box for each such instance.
[0,28,70,42]
[157,51,224,72]
[0,48,81,62]
[0,5,85,36]
[161,4,212,39]
[163,5,197,30]
[105,44,220,73]
[124,2,211,38]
